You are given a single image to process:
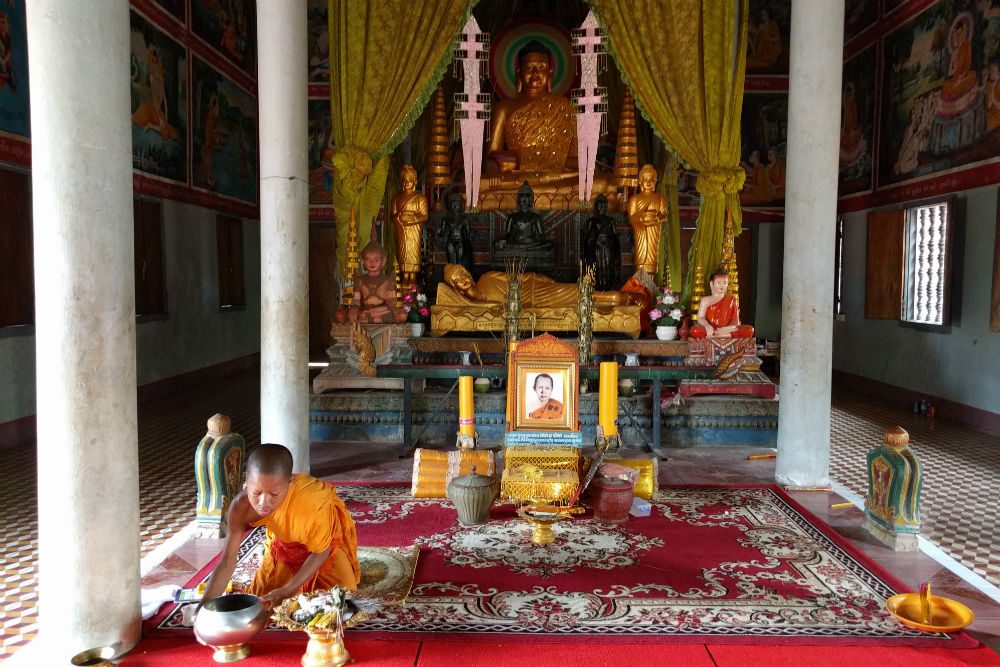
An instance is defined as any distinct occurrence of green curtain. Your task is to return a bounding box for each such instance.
[590,0,748,299]
[327,0,472,274]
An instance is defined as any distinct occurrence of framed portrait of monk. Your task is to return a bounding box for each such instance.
[506,334,579,432]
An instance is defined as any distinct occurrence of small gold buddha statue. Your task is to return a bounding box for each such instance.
[479,40,615,210]
[342,238,405,325]
[626,164,668,276]
[390,164,429,289]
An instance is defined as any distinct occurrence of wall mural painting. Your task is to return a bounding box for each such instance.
[883,0,910,18]
[880,0,1000,187]
[192,57,257,204]
[308,99,334,206]
[192,0,256,77]
[307,0,329,84]
[846,0,880,42]
[155,0,186,23]
[130,11,188,183]
[840,43,878,195]
[746,0,790,76]
[739,93,787,208]
[0,0,29,140]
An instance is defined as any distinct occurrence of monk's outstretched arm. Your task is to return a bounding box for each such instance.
[197,493,252,613]
[260,547,332,606]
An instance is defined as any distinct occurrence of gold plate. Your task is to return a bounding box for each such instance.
[886,592,974,633]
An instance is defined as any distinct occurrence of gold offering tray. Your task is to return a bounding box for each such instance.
[271,594,376,633]
[885,584,974,633]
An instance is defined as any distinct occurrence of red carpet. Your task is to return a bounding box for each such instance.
[147,483,979,648]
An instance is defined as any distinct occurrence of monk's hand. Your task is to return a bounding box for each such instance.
[261,586,293,607]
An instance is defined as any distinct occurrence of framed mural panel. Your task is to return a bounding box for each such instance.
[880,1,1000,188]
[0,0,30,140]
[130,10,188,183]
[155,0,186,24]
[308,99,333,206]
[746,0,790,76]
[191,56,257,204]
[740,92,787,208]
[846,0,880,43]
[191,0,256,77]
[308,0,329,84]
[840,43,877,195]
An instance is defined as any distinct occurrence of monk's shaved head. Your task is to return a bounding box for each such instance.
[247,443,293,478]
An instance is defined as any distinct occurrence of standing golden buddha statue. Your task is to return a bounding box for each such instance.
[390,164,429,289]
[626,164,668,276]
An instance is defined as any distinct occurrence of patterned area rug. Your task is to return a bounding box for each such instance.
[149,483,974,646]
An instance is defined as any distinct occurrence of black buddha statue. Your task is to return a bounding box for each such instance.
[491,181,555,273]
[437,194,474,274]
[582,194,621,291]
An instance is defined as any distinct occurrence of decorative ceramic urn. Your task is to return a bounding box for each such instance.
[864,426,923,551]
[446,465,498,526]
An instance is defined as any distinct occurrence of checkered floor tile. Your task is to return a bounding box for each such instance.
[1,372,997,660]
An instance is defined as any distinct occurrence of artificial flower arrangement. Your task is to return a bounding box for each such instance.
[290,587,348,629]
[402,285,430,324]
[648,285,685,327]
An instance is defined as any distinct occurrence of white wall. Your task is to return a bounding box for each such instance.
[0,199,262,425]
[833,185,1000,414]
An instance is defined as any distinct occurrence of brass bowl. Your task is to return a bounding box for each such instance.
[70,646,115,666]
[194,593,268,662]
[517,505,570,545]
[886,592,975,633]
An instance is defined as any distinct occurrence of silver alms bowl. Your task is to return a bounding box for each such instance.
[194,593,268,663]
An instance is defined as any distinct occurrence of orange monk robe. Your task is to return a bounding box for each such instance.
[941,40,976,103]
[690,294,755,339]
[986,76,1000,132]
[529,399,564,420]
[246,474,360,596]
[746,20,782,70]
[767,158,785,199]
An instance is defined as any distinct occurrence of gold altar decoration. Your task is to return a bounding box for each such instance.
[504,445,581,472]
[272,592,376,667]
[411,448,495,498]
[613,89,639,190]
[426,86,450,189]
[722,212,739,297]
[327,0,470,273]
[689,263,705,325]
[577,266,595,367]
[886,583,974,633]
[503,466,580,506]
[432,265,641,338]
[517,504,572,545]
[590,0,749,298]
[341,208,360,305]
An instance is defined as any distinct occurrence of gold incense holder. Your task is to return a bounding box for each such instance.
[886,583,974,633]
[301,628,351,667]
[517,505,571,545]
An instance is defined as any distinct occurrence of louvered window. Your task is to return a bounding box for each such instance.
[902,201,951,326]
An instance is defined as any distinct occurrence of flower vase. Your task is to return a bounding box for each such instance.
[409,322,425,337]
[655,325,678,341]
[678,319,690,340]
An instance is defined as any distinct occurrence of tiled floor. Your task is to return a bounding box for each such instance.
[2,370,999,661]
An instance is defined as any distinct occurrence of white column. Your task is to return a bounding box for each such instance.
[775,0,845,487]
[257,1,310,471]
[26,1,140,660]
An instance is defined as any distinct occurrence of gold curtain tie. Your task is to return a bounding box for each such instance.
[331,145,375,196]
[695,167,746,196]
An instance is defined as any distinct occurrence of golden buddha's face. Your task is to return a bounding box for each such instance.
[710,274,729,297]
[449,265,475,291]
[518,52,552,96]
[362,249,386,276]
[400,169,417,192]
[639,169,657,192]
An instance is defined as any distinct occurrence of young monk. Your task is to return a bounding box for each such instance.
[198,444,360,609]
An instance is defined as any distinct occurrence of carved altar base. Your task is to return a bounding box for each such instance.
[312,324,424,393]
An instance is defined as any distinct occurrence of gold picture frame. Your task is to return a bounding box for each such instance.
[506,334,580,432]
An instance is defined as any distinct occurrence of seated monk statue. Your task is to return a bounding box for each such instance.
[345,237,405,324]
[479,40,614,207]
[689,269,755,339]
[442,263,635,309]
[494,181,554,252]
[197,444,359,609]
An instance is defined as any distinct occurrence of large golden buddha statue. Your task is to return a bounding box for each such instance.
[479,41,615,210]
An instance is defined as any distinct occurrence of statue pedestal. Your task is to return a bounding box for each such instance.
[312,324,424,393]
[863,517,920,551]
[491,246,556,275]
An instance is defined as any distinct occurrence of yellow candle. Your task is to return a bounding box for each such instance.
[458,375,475,436]
[598,361,619,437]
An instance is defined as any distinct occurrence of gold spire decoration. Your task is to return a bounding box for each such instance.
[689,262,705,324]
[614,89,639,191]
[427,86,450,206]
[722,212,739,296]
[342,208,360,306]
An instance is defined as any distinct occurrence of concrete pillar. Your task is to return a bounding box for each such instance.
[26,1,140,660]
[775,0,845,487]
[257,1,310,471]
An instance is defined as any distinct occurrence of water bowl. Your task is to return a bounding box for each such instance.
[194,593,268,662]
[886,590,974,633]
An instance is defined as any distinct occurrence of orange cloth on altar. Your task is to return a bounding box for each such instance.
[246,474,360,595]
[690,294,754,339]
[529,399,564,420]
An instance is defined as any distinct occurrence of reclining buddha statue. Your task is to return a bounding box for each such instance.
[431,264,641,338]
[478,40,616,211]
